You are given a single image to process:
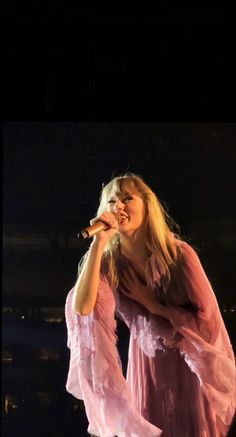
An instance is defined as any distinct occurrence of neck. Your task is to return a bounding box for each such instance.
[120,229,150,265]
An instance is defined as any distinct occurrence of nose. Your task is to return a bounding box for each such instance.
[114,199,124,212]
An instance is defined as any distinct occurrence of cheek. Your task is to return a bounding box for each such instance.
[107,205,113,213]
[132,208,145,224]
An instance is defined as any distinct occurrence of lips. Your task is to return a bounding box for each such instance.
[119,214,129,224]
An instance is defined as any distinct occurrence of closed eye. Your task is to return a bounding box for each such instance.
[123,196,133,203]
[107,195,133,204]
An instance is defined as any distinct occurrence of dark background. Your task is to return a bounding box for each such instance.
[3,122,236,305]
[2,1,236,120]
[2,1,236,437]
[3,122,236,437]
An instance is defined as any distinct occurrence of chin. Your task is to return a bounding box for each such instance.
[118,226,130,235]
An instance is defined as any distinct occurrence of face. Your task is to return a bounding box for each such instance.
[107,190,146,236]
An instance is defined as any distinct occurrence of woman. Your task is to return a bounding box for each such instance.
[65,173,235,437]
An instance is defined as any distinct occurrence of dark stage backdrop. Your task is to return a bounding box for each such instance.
[3,122,236,304]
[3,122,236,437]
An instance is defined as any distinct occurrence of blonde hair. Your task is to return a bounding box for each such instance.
[78,172,182,288]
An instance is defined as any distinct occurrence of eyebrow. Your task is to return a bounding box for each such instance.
[108,193,134,201]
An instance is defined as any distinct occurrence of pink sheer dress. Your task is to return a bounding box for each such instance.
[65,241,235,437]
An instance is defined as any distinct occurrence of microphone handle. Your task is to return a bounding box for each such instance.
[78,213,120,239]
[79,220,109,239]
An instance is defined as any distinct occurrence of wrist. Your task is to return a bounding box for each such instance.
[90,238,106,252]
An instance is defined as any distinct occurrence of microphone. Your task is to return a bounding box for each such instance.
[78,213,120,239]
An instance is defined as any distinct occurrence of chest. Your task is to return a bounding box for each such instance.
[129,262,147,285]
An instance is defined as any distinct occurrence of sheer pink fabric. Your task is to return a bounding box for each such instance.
[65,279,162,437]
[65,241,235,437]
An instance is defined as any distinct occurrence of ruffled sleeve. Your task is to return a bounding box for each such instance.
[165,242,236,432]
[115,242,236,435]
[65,275,162,437]
[166,242,224,342]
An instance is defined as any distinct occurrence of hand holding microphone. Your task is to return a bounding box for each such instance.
[78,212,120,241]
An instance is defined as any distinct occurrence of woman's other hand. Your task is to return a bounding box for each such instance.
[119,266,169,319]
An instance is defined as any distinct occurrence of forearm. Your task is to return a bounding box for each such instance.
[72,239,105,315]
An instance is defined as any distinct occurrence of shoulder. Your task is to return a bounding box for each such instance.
[172,240,205,280]
[175,239,200,263]
[173,240,211,289]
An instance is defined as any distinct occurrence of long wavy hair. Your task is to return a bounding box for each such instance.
[78,172,183,288]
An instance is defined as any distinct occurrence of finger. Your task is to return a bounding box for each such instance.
[122,270,133,284]
[124,267,138,284]
[90,216,107,225]
[90,214,114,228]
[127,266,135,276]
[101,213,118,228]
[122,269,130,278]
[119,286,131,296]
[127,266,143,283]
[119,275,130,287]
[119,276,130,288]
